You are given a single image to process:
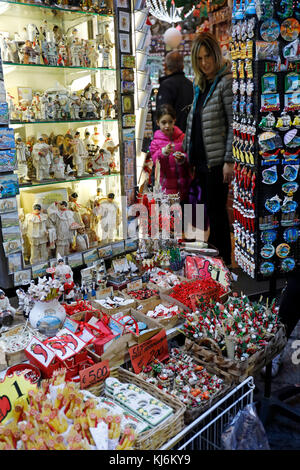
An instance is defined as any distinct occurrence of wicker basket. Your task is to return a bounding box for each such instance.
[84,367,186,450]
[184,324,287,383]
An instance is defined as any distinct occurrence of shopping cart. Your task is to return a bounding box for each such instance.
[160,376,255,450]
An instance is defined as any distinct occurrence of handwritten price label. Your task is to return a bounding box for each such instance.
[127,279,143,291]
[129,330,169,374]
[79,360,110,389]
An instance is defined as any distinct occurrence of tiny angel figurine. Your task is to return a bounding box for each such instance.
[0,289,16,327]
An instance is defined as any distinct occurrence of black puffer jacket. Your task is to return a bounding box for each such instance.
[156,71,194,133]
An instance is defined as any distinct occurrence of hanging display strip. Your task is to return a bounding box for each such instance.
[231,0,300,280]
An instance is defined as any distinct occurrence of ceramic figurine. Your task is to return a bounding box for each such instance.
[31,134,52,181]
[15,134,30,181]
[57,41,68,66]
[82,91,97,119]
[51,146,66,179]
[47,200,79,257]
[0,289,16,327]
[24,203,50,265]
[93,192,120,242]
[70,38,82,67]
[73,131,89,176]
[89,147,110,174]
[55,256,74,282]
[101,92,112,118]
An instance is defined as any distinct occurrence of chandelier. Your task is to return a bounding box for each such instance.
[145,0,195,24]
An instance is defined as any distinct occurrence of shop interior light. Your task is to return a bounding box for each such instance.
[145,0,195,24]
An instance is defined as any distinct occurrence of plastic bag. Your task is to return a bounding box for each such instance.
[221,404,270,450]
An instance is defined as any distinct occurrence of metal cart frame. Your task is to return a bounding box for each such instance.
[160,376,255,450]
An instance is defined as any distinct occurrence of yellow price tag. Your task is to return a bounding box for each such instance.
[0,374,37,424]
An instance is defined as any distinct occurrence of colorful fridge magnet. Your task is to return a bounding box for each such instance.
[280,257,296,272]
[282,164,299,181]
[265,195,282,213]
[259,112,276,130]
[260,261,275,275]
[278,0,294,19]
[284,92,300,112]
[260,19,280,41]
[260,244,275,258]
[275,111,292,130]
[281,197,298,213]
[256,0,274,20]
[282,181,299,195]
[262,165,278,184]
[275,243,291,258]
[280,18,300,42]
[285,73,300,93]
[283,39,300,61]
[255,41,279,61]
[261,229,277,244]
[261,93,280,112]
[258,131,282,151]
[283,227,299,243]
[262,73,277,93]
[284,128,300,147]
[292,112,300,128]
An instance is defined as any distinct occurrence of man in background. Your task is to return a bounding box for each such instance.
[156,50,194,133]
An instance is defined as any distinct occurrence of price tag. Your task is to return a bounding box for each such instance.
[127,279,142,291]
[0,374,37,424]
[79,360,110,389]
[129,329,169,374]
[96,287,113,300]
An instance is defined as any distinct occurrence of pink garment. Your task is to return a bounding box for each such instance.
[149,126,192,201]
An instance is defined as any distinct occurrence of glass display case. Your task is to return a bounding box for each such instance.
[0,0,137,288]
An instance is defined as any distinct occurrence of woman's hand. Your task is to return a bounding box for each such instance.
[223,162,234,184]
[174,152,186,165]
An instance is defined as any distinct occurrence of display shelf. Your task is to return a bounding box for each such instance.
[3,62,116,72]
[0,0,113,20]
[10,118,117,125]
[19,172,120,188]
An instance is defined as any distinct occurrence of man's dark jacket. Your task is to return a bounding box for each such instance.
[156,71,194,133]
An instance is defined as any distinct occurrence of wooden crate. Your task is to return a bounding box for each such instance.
[0,325,32,368]
[124,282,160,306]
[148,274,188,293]
[184,324,287,383]
[84,367,186,450]
[90,295,137,316]
[135,296,184,330]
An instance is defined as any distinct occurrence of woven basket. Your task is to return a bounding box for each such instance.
[84,366,186,450]
[184,324,287,383]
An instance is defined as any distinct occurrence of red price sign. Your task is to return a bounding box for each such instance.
[79,360,110,389]
[129,329,169,374]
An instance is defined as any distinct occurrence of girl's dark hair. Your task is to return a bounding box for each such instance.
[156,104,176,121]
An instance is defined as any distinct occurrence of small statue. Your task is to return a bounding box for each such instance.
[51,146,65,179]
[70,92,82,120]
[101,92,112,118]
[55,256,74,282]
[47,200,78,257]
[82,91,97,119]
[73,131,89,176]
[24,203,50,265]
[15,134,30,181]
[93,192,120,243]
[0,289,16,327]
[31,134,52,181]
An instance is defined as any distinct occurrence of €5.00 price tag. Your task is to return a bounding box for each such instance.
[79,360,110,389]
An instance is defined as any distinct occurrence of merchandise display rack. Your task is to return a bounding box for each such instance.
[0,0,138,289]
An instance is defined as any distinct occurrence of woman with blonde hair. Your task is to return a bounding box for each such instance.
[183,32,234,266]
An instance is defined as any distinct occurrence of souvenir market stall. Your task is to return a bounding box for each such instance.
[0,0,293,452]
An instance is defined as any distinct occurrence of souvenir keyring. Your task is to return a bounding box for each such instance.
[260,19,280,41]
[280,18,300,42]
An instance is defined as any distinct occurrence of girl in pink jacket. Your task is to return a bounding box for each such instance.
[150,104,192,202]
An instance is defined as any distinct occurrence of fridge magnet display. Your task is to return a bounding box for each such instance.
[261,73,277,93]
[0,149,17,172]
[122,94,134,114]
[0,128,15,149]
[283,38,300,61]
[281,197,298,213]
[262,165,278,184]
[283,227,299,243]
[265,195,281,213]
[258,131,282,151]
[275,242,291,258]
[260,19,280,41]
[0,174,19,199]
[281,257,296,272]
[260,261,275,275]
[282,164,299,181]
[119,34,131,53]
[259,112,276,130]
[7,251,22,274]
[282,181,299,195]
[276,111,292,130]
[255,41,279,61]
[14,269,31,286]
[280,18,300,42]
[119,11,130,32]
[0,197,17,213]
[261,229,277,244]
[0,102,9,124]
[285,73,300,93]
[260,244,275,258]
[284,92,300,111]
[261,93,280,111]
